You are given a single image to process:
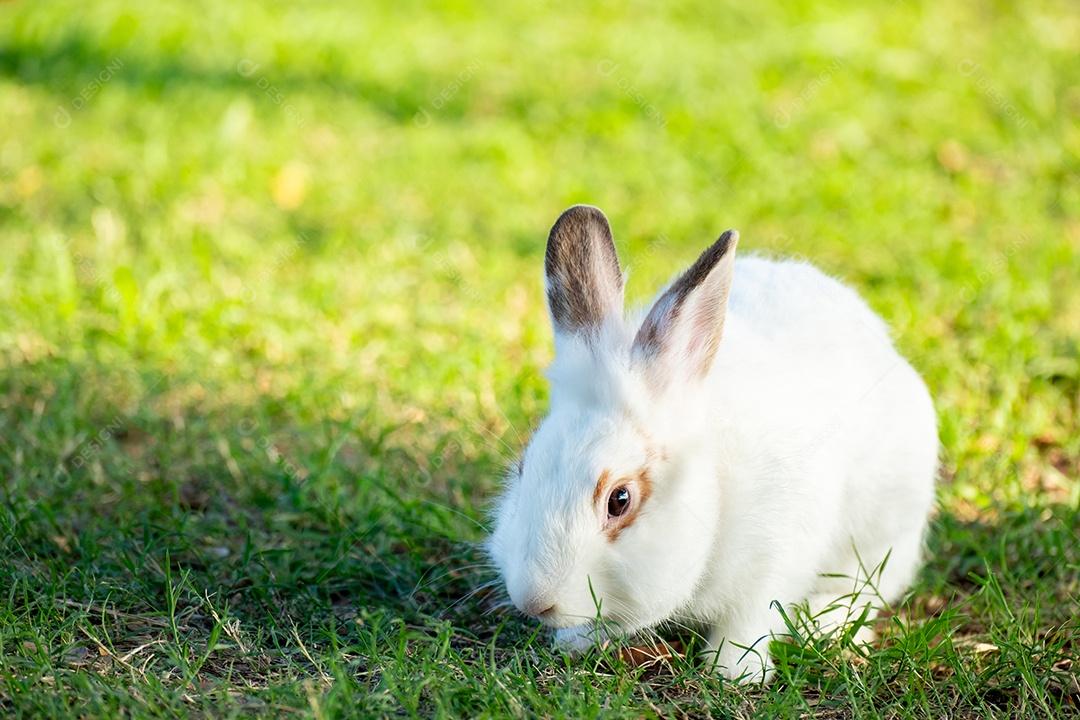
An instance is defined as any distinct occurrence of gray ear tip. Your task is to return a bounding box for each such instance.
[553,204,609,230]
[708,229,738,259]
[567,203,605,214]
[547,204,615,260]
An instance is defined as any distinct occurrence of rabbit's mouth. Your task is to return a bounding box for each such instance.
[544,602,644,634]
[537,608,599,630]
[552,621,634,653]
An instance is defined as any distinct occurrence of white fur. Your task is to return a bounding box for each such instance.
[487,217,938,685]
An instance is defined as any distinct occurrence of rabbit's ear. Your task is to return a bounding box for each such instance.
[545,205,625,338]
[631,230,738,385]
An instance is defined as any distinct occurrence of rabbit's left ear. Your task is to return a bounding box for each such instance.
[545,205,625,340]
[631,230,738,386]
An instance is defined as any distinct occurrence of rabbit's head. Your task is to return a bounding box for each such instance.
[488,205,739,635]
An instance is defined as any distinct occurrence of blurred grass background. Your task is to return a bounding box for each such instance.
[1,0,1078,717]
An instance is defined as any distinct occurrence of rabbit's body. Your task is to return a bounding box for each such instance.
[489,207,937,684]
[660,257,937,676]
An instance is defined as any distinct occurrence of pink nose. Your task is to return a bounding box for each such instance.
[518,599,557,619]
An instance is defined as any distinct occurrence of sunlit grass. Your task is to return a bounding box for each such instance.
[1,0,1078,717]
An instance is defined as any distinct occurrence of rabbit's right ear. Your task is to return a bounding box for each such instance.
[631,230,738,390]
[545,205,625,339]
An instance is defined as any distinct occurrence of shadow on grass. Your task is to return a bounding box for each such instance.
[0,353,508,638]
[0,34,455,125]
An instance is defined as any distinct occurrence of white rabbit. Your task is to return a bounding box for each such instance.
[487,205,937,684]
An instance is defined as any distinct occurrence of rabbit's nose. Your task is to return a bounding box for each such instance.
[519,598,557,619]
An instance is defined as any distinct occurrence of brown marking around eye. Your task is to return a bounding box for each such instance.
[593,469,612,508]
[635,467,653,506]
[598,467,653,543]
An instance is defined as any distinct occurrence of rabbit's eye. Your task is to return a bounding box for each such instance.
[607,486,631,517]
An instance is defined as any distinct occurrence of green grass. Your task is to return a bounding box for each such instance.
[1,0,1078,716]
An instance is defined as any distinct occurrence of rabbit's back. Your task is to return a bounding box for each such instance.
[727,256,892,352]
[707,254,937,605]
[719,254,936,477]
